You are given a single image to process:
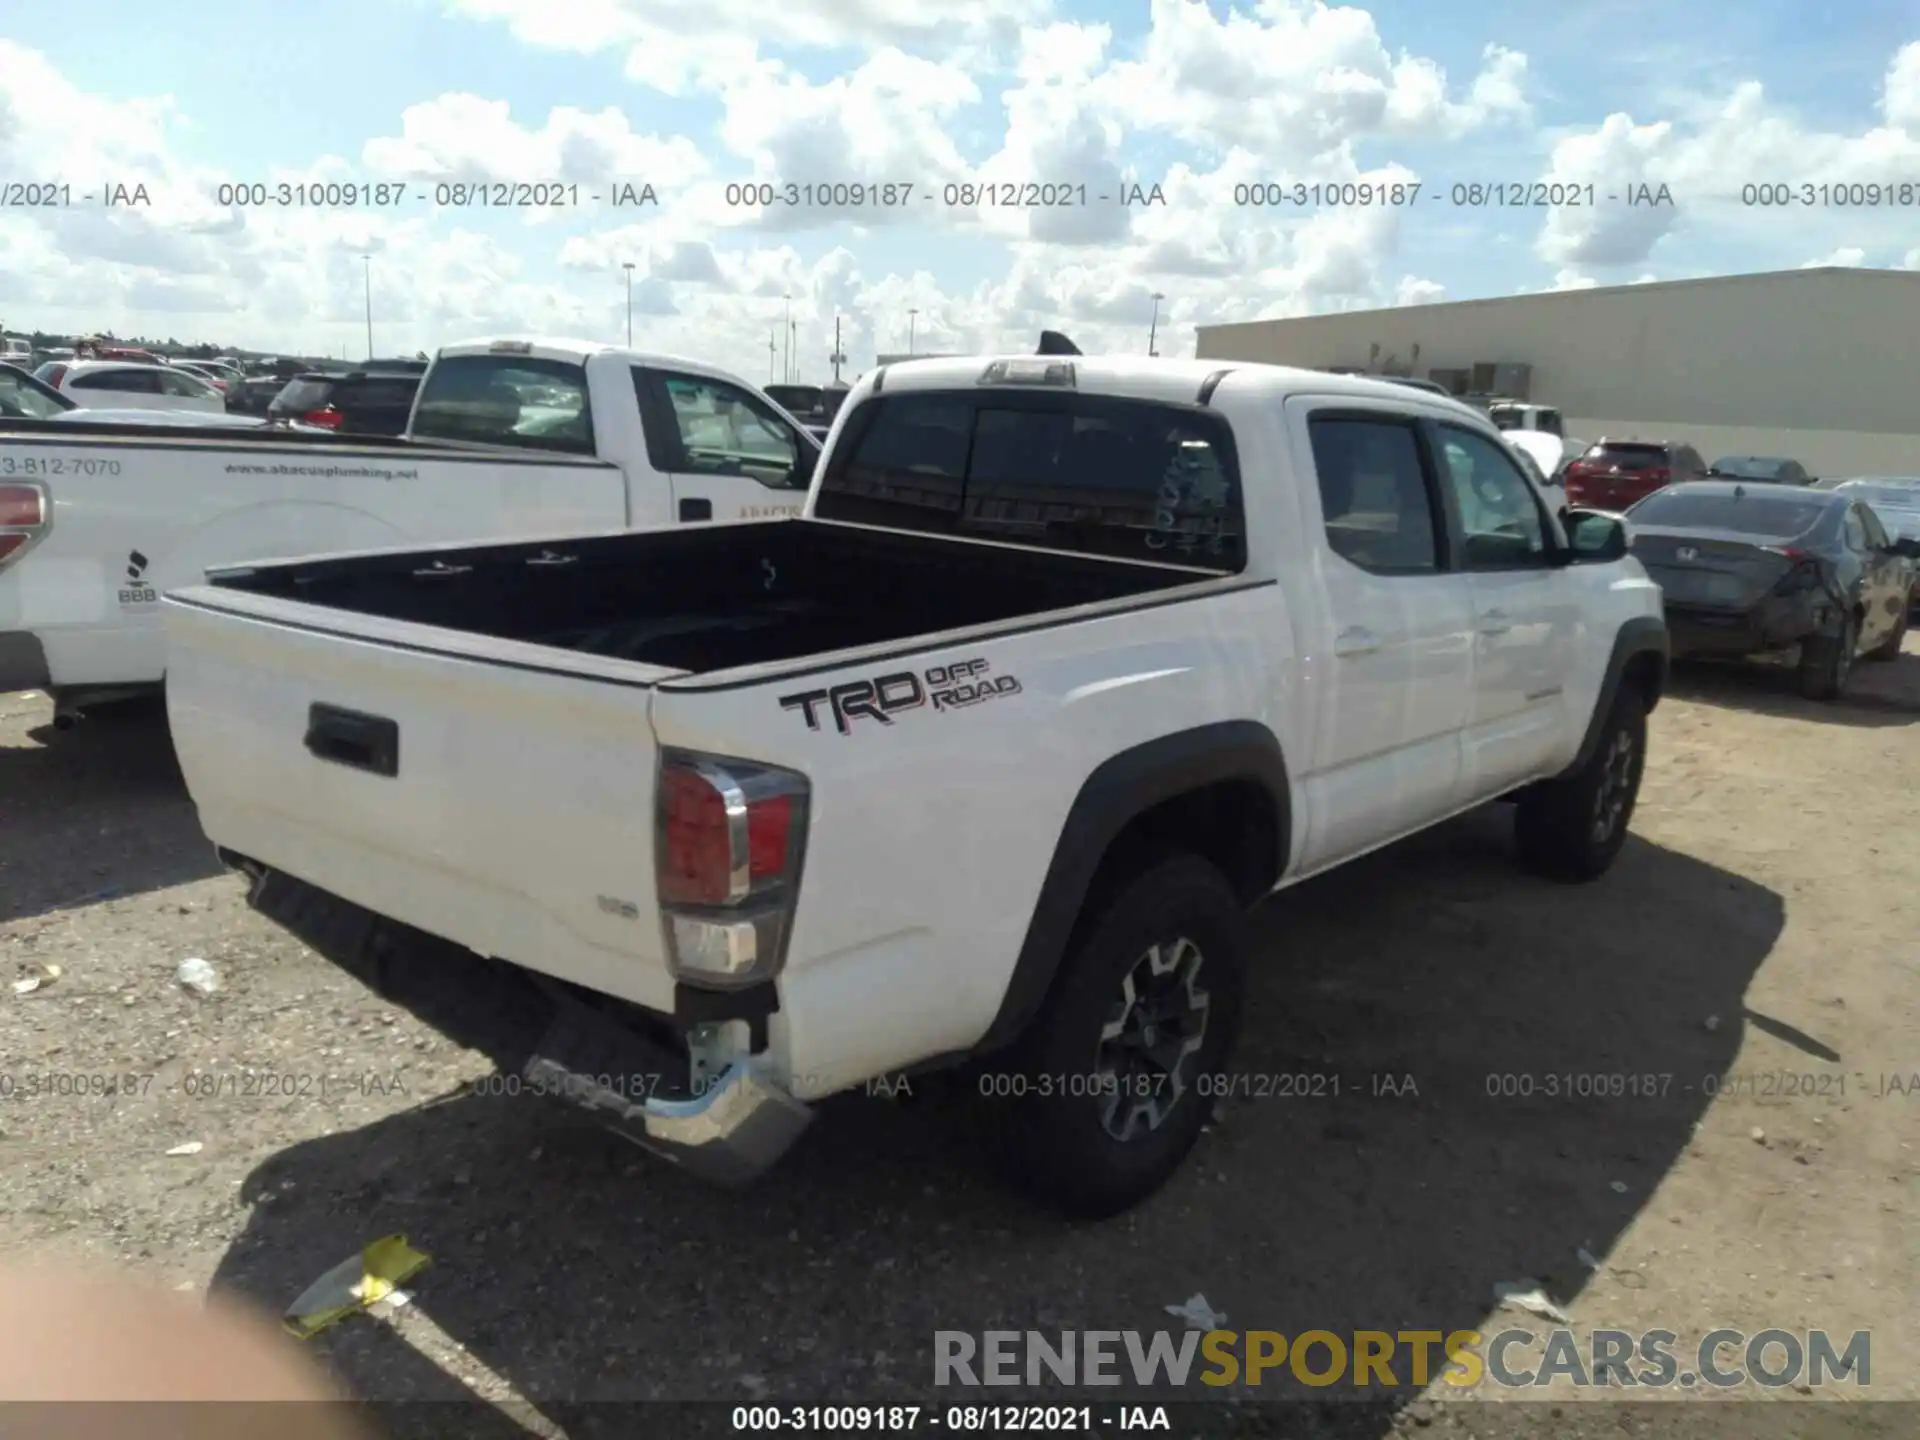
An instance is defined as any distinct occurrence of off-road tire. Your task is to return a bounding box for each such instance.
[976,855,1246,1220]
[1865,605,1909,662]
[1513,687,1648,883]
[1797,612,1857,699]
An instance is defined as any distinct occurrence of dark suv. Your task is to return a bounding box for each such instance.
[268,364,426,436]
[1562,439,1709,511]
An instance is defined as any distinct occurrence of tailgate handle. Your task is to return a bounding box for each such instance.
[304,703,399,777]
[679,497,712,522]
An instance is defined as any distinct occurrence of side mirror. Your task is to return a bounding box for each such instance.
[1566,508,1630,562]
[1890,536,1920,560]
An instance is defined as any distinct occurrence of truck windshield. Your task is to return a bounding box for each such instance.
[815,391,1245,572]
[409,355,595,455]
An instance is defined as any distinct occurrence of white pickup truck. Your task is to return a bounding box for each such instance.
[159,352,1668,1217]
[0,338,821,719]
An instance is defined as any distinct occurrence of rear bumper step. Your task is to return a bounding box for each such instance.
[228,852,810,1186]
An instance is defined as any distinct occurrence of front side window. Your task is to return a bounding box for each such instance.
[159,369,212,398]
[650,371,802,489]
[1433,424,1550,569]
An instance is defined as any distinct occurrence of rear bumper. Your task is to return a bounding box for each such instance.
[232,857,811,1187]
[0,632,51,693]
[1665,596,1825,658]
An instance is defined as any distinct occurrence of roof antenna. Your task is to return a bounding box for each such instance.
[1037,330,1081,356]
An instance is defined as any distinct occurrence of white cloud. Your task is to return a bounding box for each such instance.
[441,0,1049,95]
[1803,247,1867,268]
[361,94,709,194]
[1098,0,1529,161]
[1536,46,1920,271]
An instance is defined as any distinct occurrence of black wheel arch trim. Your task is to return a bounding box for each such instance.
[1561,615,1668,778]
[973,719,1291,1056]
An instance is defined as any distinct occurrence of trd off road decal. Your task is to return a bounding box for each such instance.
[779,655,1022,735]
[118,550,158,607]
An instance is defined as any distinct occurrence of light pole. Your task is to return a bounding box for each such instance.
[622,262,635,346]
[1148,291,1164,356]
[782,293,792,383]
[768,329,777,383]
[361,255,373,359]
[907,307,919,355]
[830,315,846,385]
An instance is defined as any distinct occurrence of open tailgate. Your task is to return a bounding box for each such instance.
[163,585,683,1011]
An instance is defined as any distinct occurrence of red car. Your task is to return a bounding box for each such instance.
[1563,439,1710,511]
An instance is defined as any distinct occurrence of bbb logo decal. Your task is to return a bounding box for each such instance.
[118,550,158,607]
[779,656,1022,735]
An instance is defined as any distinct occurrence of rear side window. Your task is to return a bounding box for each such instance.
[1537,409,1564,437]
[0,369,69,419]
[274,378,336,411]
[1308,416,1440,574]
[340,377,420,410]
[73,367,159,393]
[817,392,1244,570]
[409,355,594,454]
[1627,488,1828,538]
[1586,443,1668,470]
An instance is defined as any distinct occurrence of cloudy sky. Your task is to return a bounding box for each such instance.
[2,1,1917,380]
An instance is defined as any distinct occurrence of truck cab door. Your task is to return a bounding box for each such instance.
[632,367,815,523]
[1424,421,1579,797]
[1289,402,1476,872]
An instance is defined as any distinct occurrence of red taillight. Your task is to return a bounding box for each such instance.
[301,407,343,429]
[656,752,809,989]
[0,485,45,529]
[1638,467,1671,485]
[659,765,736,906]
[0,482,49,570]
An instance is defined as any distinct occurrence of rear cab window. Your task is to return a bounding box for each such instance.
[409,355,595,454]
[1586,443,1668,470]
[815,390,1244,571]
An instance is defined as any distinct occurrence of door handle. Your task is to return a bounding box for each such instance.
[679,497,712,522]
[304,703,399,778]
[1478,608,1512,636]
[1335,626,1380,657]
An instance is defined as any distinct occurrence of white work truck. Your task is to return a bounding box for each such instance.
[158,352,1669,1217]
[0,338,820,718]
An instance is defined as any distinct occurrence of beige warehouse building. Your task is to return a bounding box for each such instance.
[1195,267,1920,480]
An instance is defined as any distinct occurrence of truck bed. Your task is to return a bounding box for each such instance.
[203,517,1209,676]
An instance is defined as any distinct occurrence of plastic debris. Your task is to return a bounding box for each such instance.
[1493,1281,1571,1325]
[1577,1246,1602,1270]
[11,963,61,996]
[1609,1180,1630,1194]
[175,957,220,996]
[165,1141,204,1156]
[1750,1126,1767,1145]
[284,1235,431,1340]
[1703,1014,1721,1032]
[1164,1294,1227,1330]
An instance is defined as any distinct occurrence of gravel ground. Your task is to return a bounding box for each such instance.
[3,644,1918,1440]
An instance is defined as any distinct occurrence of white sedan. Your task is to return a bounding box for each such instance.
[48,360,226,414]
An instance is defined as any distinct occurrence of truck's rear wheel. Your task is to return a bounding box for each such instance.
[1513,687,1647,883]
[978,855,1245,1219]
